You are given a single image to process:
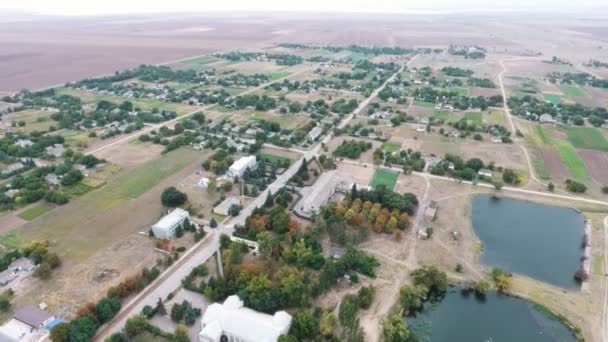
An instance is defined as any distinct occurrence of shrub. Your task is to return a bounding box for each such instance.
[161,187,188,207]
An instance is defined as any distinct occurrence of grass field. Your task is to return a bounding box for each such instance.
[449,87,470,96]
[542,93,563,105]
[413,100,436,108]
[560,85,586,97]
[0,233,22,250]
[18,203,55,221]
[61,182,95,199]
[535,125,551,145]
[268,71,291,81]
[382,142,401,153]
[433,111,459,124]
[555,141,590,181]
[464,112,483,125]
[370,169,399,190]
[258,153,291,166]
[183,55,218,65]
[564,126,608,151]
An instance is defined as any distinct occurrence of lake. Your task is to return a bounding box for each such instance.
[472,196,584,289]
[410,289,577,342]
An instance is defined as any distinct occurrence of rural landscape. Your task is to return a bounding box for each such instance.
[0,4,608,342]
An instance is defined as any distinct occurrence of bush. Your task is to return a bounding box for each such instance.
[357,286,374,309]
[96,297,121,323]
[565,179,587,193]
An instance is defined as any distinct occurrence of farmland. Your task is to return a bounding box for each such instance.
[555,141,590,181]
[564,127,608,152]
[561,85,586,97]
[18,203,54,221]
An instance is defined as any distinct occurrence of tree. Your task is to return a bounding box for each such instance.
[0,298,10,312]
[292,310,318,340]
[209,218,218,228]
[475,279,491,295]
[400,285,428,313]
[228,204,241,217]
[338,294,360,328]
[173,325,190,342]
[96,297,121,323]
[502,168,519,185]
[257,231,274,259]
[548,182,555,192]
[124,315,149,337]
[320,312,337,336]
[60,170,84,186]
[50,323,71,342]
[410,266,448,300]
[602,185,608,194]
[69,317,97,342]
[358,286,375,309]
[161,187,188,207]
[264,192,274,208]
[383,314,411,342]
[492,268,513,293]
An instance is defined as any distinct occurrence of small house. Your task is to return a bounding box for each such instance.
[213,197,240,216]
[478,168,493,178]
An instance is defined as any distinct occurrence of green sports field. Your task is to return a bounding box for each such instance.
[370,169,399,190]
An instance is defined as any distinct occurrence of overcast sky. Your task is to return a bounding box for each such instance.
[1,0,607,16]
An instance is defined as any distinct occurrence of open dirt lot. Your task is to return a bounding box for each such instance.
[335,162,375,185]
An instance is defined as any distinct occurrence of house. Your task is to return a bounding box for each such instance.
[477,168,493,178]
[151,208,190,240]
[213,197,240,216]
[45,144,65,158]
[416,125,427,133]
[199,295,292,342]
[490,136,502,143]
[539,113,557,124]
[307,126,323,142]
[13,306,53,329]
[44,174,61,186]
[1,163,25,175]
[423,201,438,222]
[15,140,33,148]
[4,189,18,199]
[226,156,257,179]
[195,177,210,189]
[420,118,430,125]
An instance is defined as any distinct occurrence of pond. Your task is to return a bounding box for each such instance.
[410,289,577,342]
[472,196,584,289]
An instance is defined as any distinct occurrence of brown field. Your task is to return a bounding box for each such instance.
[541,148,570,181]
[407,105,435,117]
[335,162,375,185]
[469,86,501,97]
[578,149,608,184]
[1,109,55,133]
[94,140,166,170]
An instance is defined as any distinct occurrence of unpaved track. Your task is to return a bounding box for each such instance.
[603,216,608,342]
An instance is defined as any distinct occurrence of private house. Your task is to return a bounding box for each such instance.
[539,113,557,124]
[213,197,240,216]
[306,126,323,142]
[0,305,54,341]
[199,295,292,342]
[45,144,65,158]
[151,208,190,240]
[477,168,493,178]
[226,156,257,179]
[15,140,33,148]
[44,173,61,186]
[490,136,502,143]
[1,163,25,175]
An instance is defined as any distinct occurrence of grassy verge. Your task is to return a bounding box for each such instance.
[560,85,585,97]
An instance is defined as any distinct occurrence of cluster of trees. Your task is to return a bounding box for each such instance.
[278,43,436,56]
[547,72,608,89]
[448,46,486,59]
[431,154,494,181]
[333,140,372,159]
[160,187,188,207]
[441,66,474,77]
[22,240,62,279]
[202,149,235,175]
[217,72,271,88]
[508,95,607,126]
[467,77,496,88]
[170,300,201,326]
[350,186,419,215]
[216,52,303,65]
[413,86,503,110]
[104,315,188,342]
[330,98,359,114]
[584,59,608,69]
[565,179,587,193]
[227,93,278,111]
[70,65,203,89]
[0,132,65,158]
[289,158,318,187]
[374,148,426,173]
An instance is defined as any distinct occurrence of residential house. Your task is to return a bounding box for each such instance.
[306,126,323,142]
[477,168,493,178]
[45,144,65,158]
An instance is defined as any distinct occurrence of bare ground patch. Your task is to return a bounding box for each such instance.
[578,149,608,184]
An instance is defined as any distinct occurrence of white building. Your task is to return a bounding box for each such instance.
[297,171,354,217]
[45,144,65,158]
[306,126,323,142]
[478,168,493,178]
[15,140,33,148]
[213,197,240,216]
[226,156,257,178]
[199,295,292,342]
[151,208,190,240]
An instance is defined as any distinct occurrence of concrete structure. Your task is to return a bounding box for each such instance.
[44,174,60,186]
[199,295,292,342]
[296,171,354,217]
[477,168,493,178]
[423,201,438,222]
[307,126,323,142]
[226,156,257,178]
[213,197,240,216]
[490,136,502,143]
[151,208,190,240]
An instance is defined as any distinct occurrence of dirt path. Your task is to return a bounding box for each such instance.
[498,57,547,187]
[603,216,608,342]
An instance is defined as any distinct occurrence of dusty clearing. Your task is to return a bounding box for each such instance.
[541,148,570,181]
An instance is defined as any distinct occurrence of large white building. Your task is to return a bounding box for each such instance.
[296,171,356,217]
[226,156,257,178]
[151,208,190,240]
[199,295,292,342]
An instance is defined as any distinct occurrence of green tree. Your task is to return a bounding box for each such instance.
[399,285,428,313]
[548,182,555,192]
[338,294,360,328]
[358,286,375,309]
[410,266,448,300]
[383,314,411,342]
[209,218,218,228]
[0,298,10,312]
[257,231,274,260]
[161,187,188,207]
[320,312,337,337]
[50,323,71,342]
[96,297,121,323]
[124,315,149,337]
[69,317,97,342]
[173,325,190,342]
[475,279,491,295]
[291,310,318,340]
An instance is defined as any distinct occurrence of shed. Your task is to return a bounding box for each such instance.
[13,305,53,328]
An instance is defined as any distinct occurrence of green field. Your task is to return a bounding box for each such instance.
[542,93,563,105]
[560,85,586,97]
[564,126,608,151]
[535,125,551,145]
[555,141,590,181]
[382,143,401,153]
[413,100,436,108]
[18,203,55,221]
[370,169,399,190]
[0,233,21,250]
[464,112,483,125]
[258,153,292,166]
[433,111,459,124]
[268,71,291,81]
[61,182,95,199]
[449,87,470,96]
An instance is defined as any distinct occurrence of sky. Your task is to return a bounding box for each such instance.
[1,0,607,16]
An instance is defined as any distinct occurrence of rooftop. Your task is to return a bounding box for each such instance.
[13,305,52,328]
[152,208,189,231]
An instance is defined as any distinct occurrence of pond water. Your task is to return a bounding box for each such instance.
[472,196,584,289]
[410,289,577,342]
